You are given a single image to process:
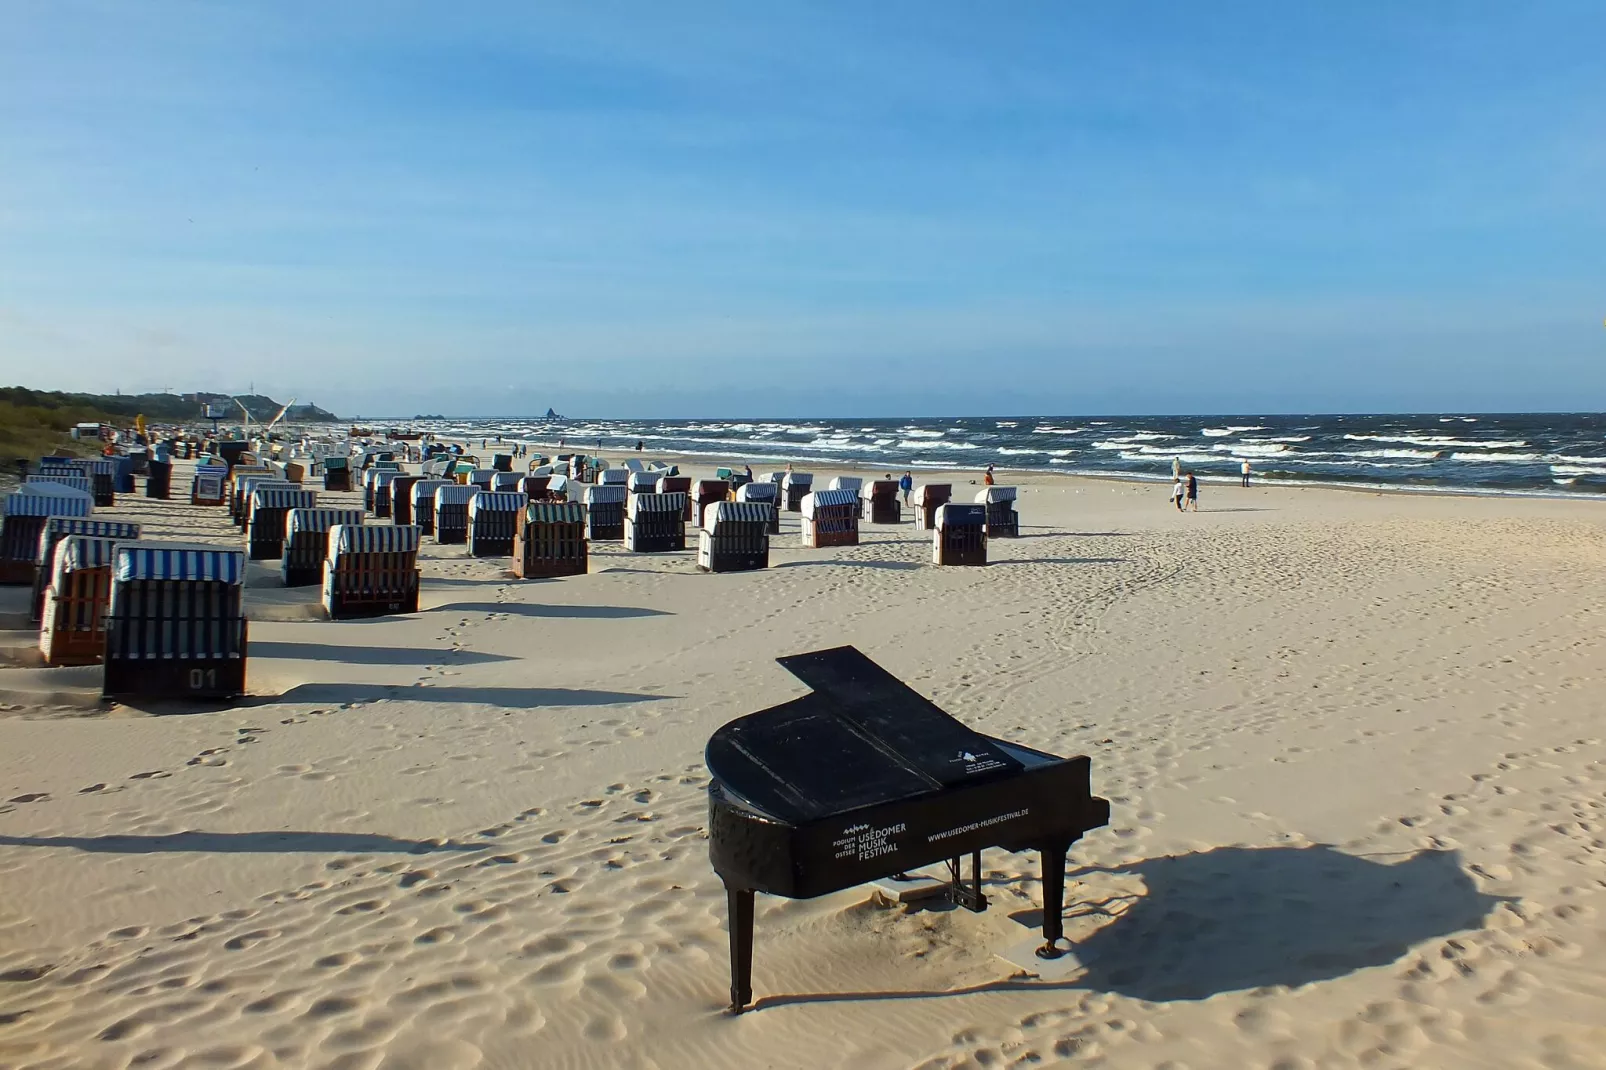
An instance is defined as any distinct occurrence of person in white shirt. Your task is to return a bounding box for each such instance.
[1241,459,1251,487]
[1172,478,1185,512]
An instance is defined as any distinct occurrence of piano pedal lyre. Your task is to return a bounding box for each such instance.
[946,851,987,913]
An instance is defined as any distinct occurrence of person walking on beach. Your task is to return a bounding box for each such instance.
[899,471,914,506]
[1241,459,1251,487]
[744,464,753,481]
[635,440,643,452]
[1172,477,1185,512]
[1186,472,1199,512]
[1172,456,1181,481]
[983,464,996,486]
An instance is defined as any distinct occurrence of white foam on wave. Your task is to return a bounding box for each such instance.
[1344,434,1527,449]
[1550,464,1606,477]
[1201,425,1268,437]
[1213,442,1290,457]
[1033,426,1085,435]
[900,429,946,439]
[900,440,979,451]
[1448,452,1544,463]
[1241,435,1312,444]
[1338,448,1443,460]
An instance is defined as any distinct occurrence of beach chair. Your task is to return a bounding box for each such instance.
[28,473,93,498]
[323,524,421,619]
[627,471,658,498]
[782,472,814,512]
[1,486,94,585]
[283,461,305,484]
[146,459,173,499]
[625,492,687,553]
[735,481,781,534]
[217,441,250,467]
[913,484,953,531]
[492,471,522,493]
[598,469,629,486]
[389,475,422,525]
[492,453,514,473]
[975,486,1020,537]
[29,518,141,624]
[410,479,452,536]
[933,503,988,566]
[657,475,693,519]
[467,490,524,557]
[103,543,248,701]
[800,488,860,548]
[549,475,570,501]
[38,535,119,667]
[373,469,403,518]
[828,476,864,518]
[227,468,276,524]
[584,484,627,541]
[86,458,117,507]
[698,501,771,573]
[323,455,352,491]
[234,477,294,531]
[469,468,497,493]
[282,507,364,587]
[433,483,475,544]
[521,475,551,502]
[514,501,589,578]
[694,479,731,526]
[191,464,227,506]
[247,486,318,560]
[715,467,734,481]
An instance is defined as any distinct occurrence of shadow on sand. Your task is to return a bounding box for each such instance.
[250,641,518,666]
[431,601,670,619]
[273,683,671,708]
[751,845,1506,1009]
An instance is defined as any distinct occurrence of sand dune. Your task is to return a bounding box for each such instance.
[4,462,1606,1068]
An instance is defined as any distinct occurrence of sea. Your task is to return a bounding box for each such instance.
[382,414,1606,498]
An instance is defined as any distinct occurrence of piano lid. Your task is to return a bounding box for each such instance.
[706,646,1026,823]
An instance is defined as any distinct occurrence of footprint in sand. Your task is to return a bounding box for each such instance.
[9,793,50,803]
[129,771,170,780]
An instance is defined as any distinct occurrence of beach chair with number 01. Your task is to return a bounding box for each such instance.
[322,523,421,620]
[933,503,988,566]
[282,507,364,587]
[514,501,589,579]
[697,501,772,573]
[103,543,248,701]
[39,535,119,667]
[800,488,860,548]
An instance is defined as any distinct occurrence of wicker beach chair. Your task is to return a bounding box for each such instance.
[191,464,228,506]
[1,486,93,585]
[39,535,119,666]
[282,507,364,587]
[146,459,173,499]
[492,453,514,473]
[492,471,522,492]
[800,487,860,548]
[782,472,814,512]
[627,471,659,498]
[390,475,422,525]
[625,492,687,553]
[693,479,731,526]
[247,486,318,560]
[86,458,117,507]
[913,484,953,531]
[322,524,421,619]
[514,501,589,578]
[410,479,452,536]
[30,517,141,623]
[468,468,497,493]
[233,477,294,531]
[583,484,627,541]
[467,490,524,557]
[28,474,93,498]
[598,469,629,487]
[697,501,771,573]
[323,455,352,491]
[735,481,781,534]
[828,476,864,518]
[657,475,693,519]
[433,483,475,544]
[520,475,551,502]
[103,543,248,700]
[975,486,1020,537]
[933,503,988,566]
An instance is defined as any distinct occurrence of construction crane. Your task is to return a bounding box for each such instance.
[264,398,297,436]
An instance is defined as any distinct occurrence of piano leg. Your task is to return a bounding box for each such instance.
[726,884,755,1012]
[1037,844,1067,959]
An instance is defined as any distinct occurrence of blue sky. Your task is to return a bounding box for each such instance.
[1,2,1602,417]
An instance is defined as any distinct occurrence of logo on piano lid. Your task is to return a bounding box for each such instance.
[950,748,1007,773]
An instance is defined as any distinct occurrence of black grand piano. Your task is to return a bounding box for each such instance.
[706,646,1110,1011]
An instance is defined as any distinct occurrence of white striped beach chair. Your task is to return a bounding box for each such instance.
[467,491,524,557]
[103,543,248,700]
[247,486,318,560]
[492,471,522,492]
[800,487,860,548]
[410,479,453,536]
[735,481,781,534]
[2,486,94,585]
[87,458,117,507]
[913,484,953,531]
[283,508,364,587]
[782,472,814,512]
[433,483,476,544]
[698,501,771,573]
[468,468,497,493]
[30,517,141,623]
[323,523,421,619]
[625,492,687,553]
[627,471,659,497]
[598,469,629,486]
[28,474,93,498]
[514,501,589,578]
[974,486,1020,537]
[829,476,864,519]
[39,535,119,666]
[657,475,693,519]
[583,484,627,541]
[933,503,988,566]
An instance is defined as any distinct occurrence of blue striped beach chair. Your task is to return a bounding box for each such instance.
[283,508,364,587]
[191,463,228,506]
[28,474,94,498]
[697,501,771,573]
[735,481,781,535]
[103,543,248,700]
[514,501,588,578]
[30,517,141,623]
[974,486,1019,537]
[433,484,476,544]
[323,523,421,619]
[410,479,453,536]
[492,471,522,492]
[467,490,525,557]
[800,487,860,548]
[782,472,814,512]
[2,486,94,585]
[39,535,120,666]
[583,484,627,541]
[625,492,687,553]
[247,485,318,560]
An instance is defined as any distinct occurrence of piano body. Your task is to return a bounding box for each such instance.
[706,646,1110,1012]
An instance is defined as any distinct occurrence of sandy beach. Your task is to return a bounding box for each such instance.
[4,456,1606,1070]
